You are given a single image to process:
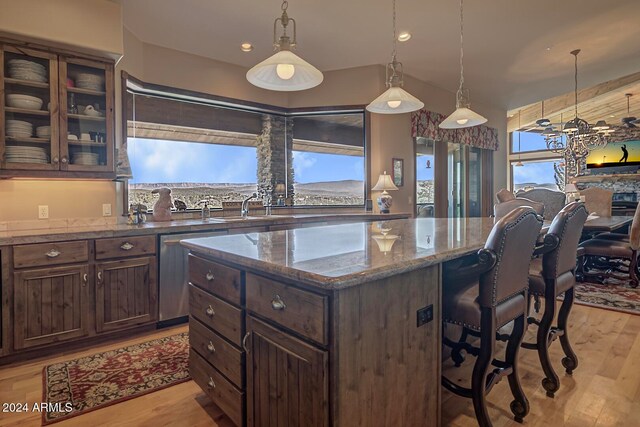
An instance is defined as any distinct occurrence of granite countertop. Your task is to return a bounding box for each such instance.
[0,213,409,246]
[181,217,499,289]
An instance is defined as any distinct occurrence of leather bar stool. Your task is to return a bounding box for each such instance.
[442,207,543,426]
[523,202,588,397]
[494,197,545,219]
[578,205,640,287]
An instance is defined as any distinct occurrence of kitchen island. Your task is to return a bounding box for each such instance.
[181,217,498,427]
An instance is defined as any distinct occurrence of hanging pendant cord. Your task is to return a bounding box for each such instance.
[459,0,464,92]
[574,52,578,118]
[392,0,397,60]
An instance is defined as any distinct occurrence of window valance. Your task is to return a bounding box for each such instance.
[411,109,499,151]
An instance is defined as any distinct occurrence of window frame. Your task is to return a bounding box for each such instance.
[120,72,370,214]
[507,131,563,191]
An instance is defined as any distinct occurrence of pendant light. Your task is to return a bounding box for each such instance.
[366,0,424,114]
[246,1,323,91]
[440,0,487,129]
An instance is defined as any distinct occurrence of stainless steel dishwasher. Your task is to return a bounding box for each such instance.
[159,230,227,323]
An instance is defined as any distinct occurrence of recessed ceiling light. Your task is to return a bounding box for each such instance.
[398,32,411,42]
[240,43,253,52]
[545,46,552,51]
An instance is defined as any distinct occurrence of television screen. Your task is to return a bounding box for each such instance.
[586,140,640,171]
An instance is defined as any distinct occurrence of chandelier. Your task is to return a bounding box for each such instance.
[543,50,612,160]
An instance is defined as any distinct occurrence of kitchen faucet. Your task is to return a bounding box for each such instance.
[241,193,258,218]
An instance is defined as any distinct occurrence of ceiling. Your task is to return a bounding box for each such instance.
[123,0,640,111]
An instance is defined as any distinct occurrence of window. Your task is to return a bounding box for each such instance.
[510,131,564,153]
[124,79,367,210]
[415,138,434,217]
[128,138,257,209]
[511,160,563,192]
[289,114,365,206]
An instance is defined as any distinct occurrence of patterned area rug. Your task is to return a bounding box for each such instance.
[42,333,189,425]
[573,281,640,315]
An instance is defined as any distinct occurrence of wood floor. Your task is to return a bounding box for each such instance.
[1,303,638,426]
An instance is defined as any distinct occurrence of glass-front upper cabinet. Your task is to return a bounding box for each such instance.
[1,46,59,171]
[1,43,114,178]
[59,57,114,173]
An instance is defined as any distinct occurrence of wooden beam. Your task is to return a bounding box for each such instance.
[507,71,640,133]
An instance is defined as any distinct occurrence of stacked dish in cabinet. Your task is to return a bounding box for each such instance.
[7,59,47,83]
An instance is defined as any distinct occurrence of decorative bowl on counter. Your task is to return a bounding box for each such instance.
[6,94,44,110]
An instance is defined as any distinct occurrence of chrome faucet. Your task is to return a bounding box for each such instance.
[241,193,258,218]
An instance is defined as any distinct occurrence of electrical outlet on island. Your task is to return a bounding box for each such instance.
[38,205,49,219]
[102,203,112,217]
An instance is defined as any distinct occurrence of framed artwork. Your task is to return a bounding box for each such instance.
[392,158,404,187]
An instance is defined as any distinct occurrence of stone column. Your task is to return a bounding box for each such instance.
[256,115,294,204]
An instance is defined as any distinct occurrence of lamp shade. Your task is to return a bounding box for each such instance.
[372,172,399,192]
[246,50,323,92]
[366,86,424,114]
[275,183,286,193]
[564,183,578,193]
[439,107,487,129]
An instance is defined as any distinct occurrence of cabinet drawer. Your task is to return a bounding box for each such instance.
[190,284,243,346]
[190,349,244,427]
[13,241,88,269]
[246,273,328,345]
[190,317,244,388]
[95,235,156,260]
[188,255,241,305]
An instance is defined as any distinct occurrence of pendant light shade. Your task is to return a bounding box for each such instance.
[246,1,323,92]
[367,86,424,114]
[246,50,323,91]
[366,0,423,115]
[440,0,486,129]
[439,107,487,129]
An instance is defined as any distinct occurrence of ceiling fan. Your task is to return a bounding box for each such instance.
[622,93,639,128]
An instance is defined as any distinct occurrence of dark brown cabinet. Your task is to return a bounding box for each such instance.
[96,256,157,332]
[246,316,328,427]
[13,264,89,349]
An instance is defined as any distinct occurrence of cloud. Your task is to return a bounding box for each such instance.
[292,151,317,179]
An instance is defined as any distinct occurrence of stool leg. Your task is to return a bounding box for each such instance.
[451,327,469,367]
[538,281,560,397]
[506,313,529,423]
[558,286,578,374]
[471,311,495,427]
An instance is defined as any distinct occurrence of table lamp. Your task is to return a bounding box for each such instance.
[372,171,398,213]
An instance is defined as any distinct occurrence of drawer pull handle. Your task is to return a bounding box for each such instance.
[207,377,216,389]
[120,242,134,251]
[205,305,215,317]
[271,294,286,311]
[83,273,88,285]
[207,341,216,353]
[242,332,251,353]
[97,271,103,282]
[205,271,215,281]
[45,249,61,258]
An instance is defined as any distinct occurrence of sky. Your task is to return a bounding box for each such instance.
[416,155,434,181]
[128,138,364,184]
[512,160,558,187]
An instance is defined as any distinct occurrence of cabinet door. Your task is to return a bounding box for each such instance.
[1,45,60,171]
[14,264,89,349]
[96,257,157,332]
[58,56,114,173]
[246,316,328,427]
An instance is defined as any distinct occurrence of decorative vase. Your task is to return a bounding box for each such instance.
[377,190,393,214]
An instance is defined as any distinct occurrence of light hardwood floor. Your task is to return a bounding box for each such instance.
[1,303,638,426]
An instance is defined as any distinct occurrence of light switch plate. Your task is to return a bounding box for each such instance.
[38,205,49,219]
[102,203,112,217]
